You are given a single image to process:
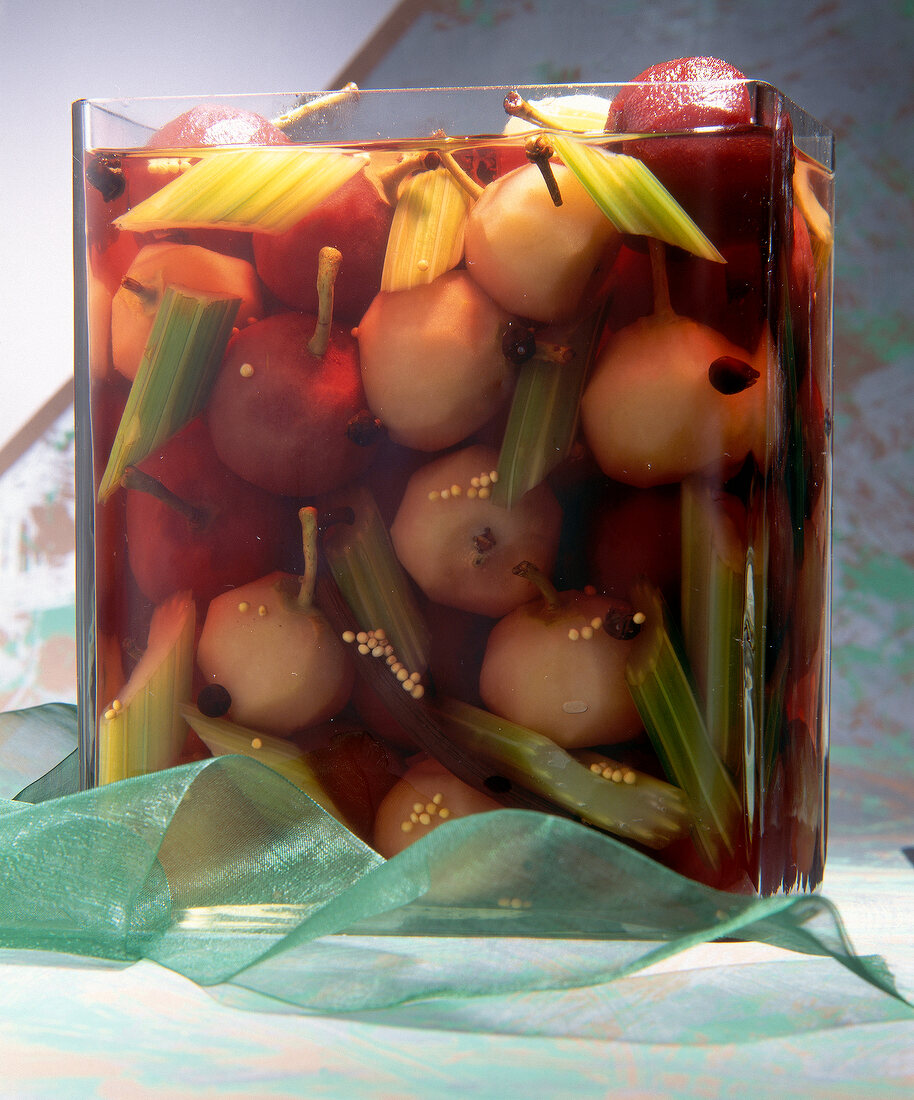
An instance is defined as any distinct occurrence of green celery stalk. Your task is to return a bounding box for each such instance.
[549,133,724,263]
[115,147,368,234]
[492,309,605,509]
[97,591,195,783]
[381,166,471,292]
[98,286,240,501]
[180,706,354,830]
[680,478,747,773]
[744,486,771,831]
[434,697,692,850]
[626,580,742,868]
[321,485,430,678]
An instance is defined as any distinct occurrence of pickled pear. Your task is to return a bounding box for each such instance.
[581,312,772,487]
[581,242,772,487]
[479,567,642,749]
[357,271,513,451]
[373,757,501,858]
[464,162,620,324]
[390,445,561,618]
[111,242,262,381]
[196,508,353,736]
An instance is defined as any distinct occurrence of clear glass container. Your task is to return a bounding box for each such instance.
[73,82,834,895]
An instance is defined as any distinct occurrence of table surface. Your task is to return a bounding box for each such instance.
[2,2,913,1095]
[0,838,911,1098]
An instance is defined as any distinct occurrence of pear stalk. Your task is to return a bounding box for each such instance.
[270,83,360,131]
[120,466,207,527]
[435,144,484,201]
[298,506,319,609]
[308,246,342,357]
[525,135,563,206]
[649,237,674,317]
[512,560,560,610]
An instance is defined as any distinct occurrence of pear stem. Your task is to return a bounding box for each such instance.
[525,135,563,207]
[298,506,319,609]
[120,276,158,308]
[120,466,207,527]
[431,132,484,201]
[308,246,342,357]
[648,238,674,317]
[512,560,560,610]
[271,83,360,131]
[504,91,568,132]
[375,151,439,205]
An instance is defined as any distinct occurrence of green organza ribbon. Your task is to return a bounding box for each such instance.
[0,704,910,1019]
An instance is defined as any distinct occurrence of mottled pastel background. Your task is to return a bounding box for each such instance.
[0,3,912,1095]
[1,0,912,848]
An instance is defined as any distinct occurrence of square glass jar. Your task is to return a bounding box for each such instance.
[73,82,834,895]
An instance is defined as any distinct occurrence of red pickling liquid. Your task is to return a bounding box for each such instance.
[80,93,831,893]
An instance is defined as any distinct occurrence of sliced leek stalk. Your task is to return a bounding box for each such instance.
[115,147,368,234]
[321,485,430,678]
[434,697,692,849]
[380,166,471,292]
[97,591,195,784]
[549,133,724,263]
[626,580,741,868]
[680,477,746,772]
[180,706,353,830]
[97,286,240,501]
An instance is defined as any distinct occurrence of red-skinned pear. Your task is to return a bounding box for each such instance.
[124,418,297,605]
[207,249,379,497]
[605,57,774,242]
[253,170,394,324]
[149,104,289,148]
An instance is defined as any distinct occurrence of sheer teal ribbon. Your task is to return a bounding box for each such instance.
[0,704,910,1021]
